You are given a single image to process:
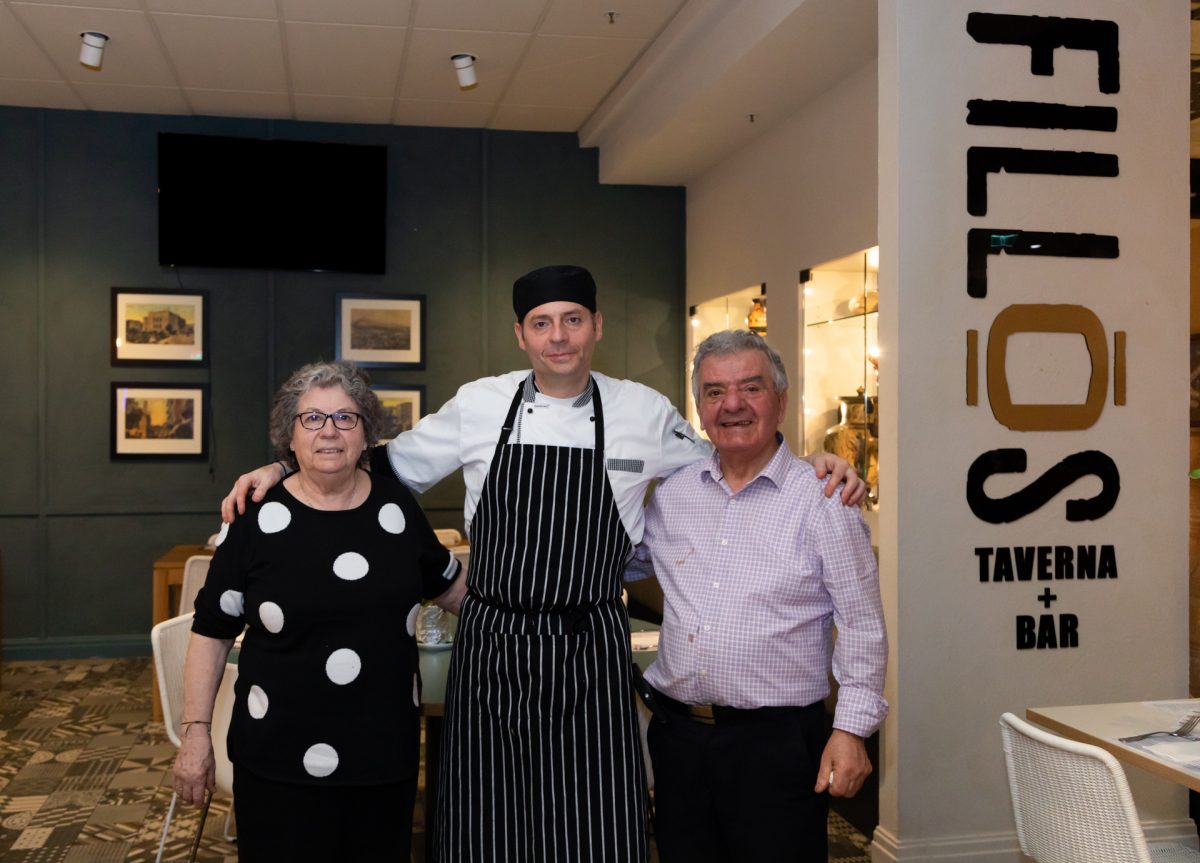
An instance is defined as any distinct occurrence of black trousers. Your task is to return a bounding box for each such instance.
[232,767,417,863]
[647,699,829,863]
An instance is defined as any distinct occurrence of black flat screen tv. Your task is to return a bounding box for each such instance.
[158,133,386,274]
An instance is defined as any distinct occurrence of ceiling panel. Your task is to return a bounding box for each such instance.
[285,21,406,98]
[152,13,287,91]
[280,0,411,27]
[11,0,140,9]
[11,4,177,86]
[0,77,84,109]
[186,86,291,119]
[74,81,189,114]
[490,101,588,132]
[292,91,393,124]
[539,0,684,39]
[412,0,544,34]
[145,0,276,18]
[504,34,644,109]
[0,3,60,80]
[399,27,527,102]
[392,96,492,127]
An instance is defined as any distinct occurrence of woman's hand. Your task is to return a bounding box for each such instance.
[220,463,285,523]
[433,566,468,616]
[172,727,216,805]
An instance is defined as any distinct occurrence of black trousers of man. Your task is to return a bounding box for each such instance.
[647,696,828,862]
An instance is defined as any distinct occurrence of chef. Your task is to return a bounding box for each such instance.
[221,264,863,861]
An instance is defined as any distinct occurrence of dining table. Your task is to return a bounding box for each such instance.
[1027,699,1200,792]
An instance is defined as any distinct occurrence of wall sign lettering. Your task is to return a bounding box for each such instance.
[964,10,1123,650]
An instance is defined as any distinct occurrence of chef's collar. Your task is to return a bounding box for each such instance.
[523,374,595,408]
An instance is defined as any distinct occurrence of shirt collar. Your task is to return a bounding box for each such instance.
[523,374,595,408]
[701,432,791,491]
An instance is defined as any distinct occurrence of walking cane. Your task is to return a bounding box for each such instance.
[186,787,213,863]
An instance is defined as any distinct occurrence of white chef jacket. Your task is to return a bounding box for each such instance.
[384,370,709,544]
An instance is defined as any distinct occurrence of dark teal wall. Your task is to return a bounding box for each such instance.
[0,106,685,658]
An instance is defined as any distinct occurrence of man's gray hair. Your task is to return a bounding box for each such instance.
[269,360,383,469]
[691,330,789,405]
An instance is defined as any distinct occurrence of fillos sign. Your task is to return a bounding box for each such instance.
[961,12,1123,650]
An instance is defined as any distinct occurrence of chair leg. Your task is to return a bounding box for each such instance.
[156,791,178,863]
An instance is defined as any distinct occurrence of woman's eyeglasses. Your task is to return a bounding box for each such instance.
[295,411,361,431]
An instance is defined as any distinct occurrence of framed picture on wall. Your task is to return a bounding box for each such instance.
[336,294,425,369]
[373,385,425,442]
[112,288,208,366]
[111,382,208,459]
[1191,334,1200,427]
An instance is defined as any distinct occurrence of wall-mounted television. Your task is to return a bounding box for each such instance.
[158,133,386,274]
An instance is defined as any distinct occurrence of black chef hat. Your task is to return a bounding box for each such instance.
[513,265,597,323]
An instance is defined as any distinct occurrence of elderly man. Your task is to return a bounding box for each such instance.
[222,267,865,862]
[626,329,887,862]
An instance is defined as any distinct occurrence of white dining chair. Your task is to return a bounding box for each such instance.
[151,612,237,862]
[178,554,212,616]
[999,712,1200,863]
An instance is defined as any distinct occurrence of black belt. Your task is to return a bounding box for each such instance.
[651,687,816,726]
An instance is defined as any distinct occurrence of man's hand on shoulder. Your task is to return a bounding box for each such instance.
[220,463,286,523]
[805,452,868,507]
[815,729,872,798]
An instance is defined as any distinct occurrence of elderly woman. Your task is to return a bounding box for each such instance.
[172,360,459,861]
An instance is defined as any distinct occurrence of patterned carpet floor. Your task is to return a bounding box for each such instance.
[0,657,872,862]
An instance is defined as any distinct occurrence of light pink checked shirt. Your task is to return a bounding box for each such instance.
[625,437,888,738]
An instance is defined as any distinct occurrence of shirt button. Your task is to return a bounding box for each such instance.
[699,670,708,677]
[712,581,720,588]
[527,408,533,414]
[720,539,728,546]
[703,625,711,632]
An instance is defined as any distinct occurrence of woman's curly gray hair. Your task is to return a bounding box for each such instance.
[691,329,789,405]
[269,360,383,469]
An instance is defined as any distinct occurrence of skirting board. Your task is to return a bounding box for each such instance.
[3,634,150,661]
[870,820,1199,862]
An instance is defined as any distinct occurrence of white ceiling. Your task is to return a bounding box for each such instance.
[0,0,884,185]
[0,0,688,131]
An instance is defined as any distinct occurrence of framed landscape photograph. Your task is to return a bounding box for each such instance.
[373,385,425,442]
[111,383,208,459]
[112,288,208,366]
[336,293,425,369]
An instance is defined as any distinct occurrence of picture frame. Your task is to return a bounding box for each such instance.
[112,288,208,366]
[111,382,208,460]
[336,293,425,369]
[373,385,425,442]
[1191,334,1200,427]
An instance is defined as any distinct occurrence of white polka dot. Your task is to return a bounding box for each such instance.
[378,503,406,534]
[325,648,361,685]
[215,522,230,547]
[405,604,421,637]
[219,590,244,618]
[247,685,269,719]
[332,552,369,581]
[259,601,285,633]
[413,672,420,707]
[257,501,292,534]
[303,743,339,778]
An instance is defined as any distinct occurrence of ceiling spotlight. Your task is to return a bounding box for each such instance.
[451,53,477,90]
[80,31,108,69]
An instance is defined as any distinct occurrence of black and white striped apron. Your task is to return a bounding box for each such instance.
[434,375,647,862]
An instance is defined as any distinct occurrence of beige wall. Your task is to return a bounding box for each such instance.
[684,61,878,445]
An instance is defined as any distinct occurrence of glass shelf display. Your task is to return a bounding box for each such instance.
[802,247,879,509]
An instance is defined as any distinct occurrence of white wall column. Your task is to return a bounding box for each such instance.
[875,1,1190,859]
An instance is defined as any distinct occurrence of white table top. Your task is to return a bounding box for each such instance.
[1027,699,1200,792]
